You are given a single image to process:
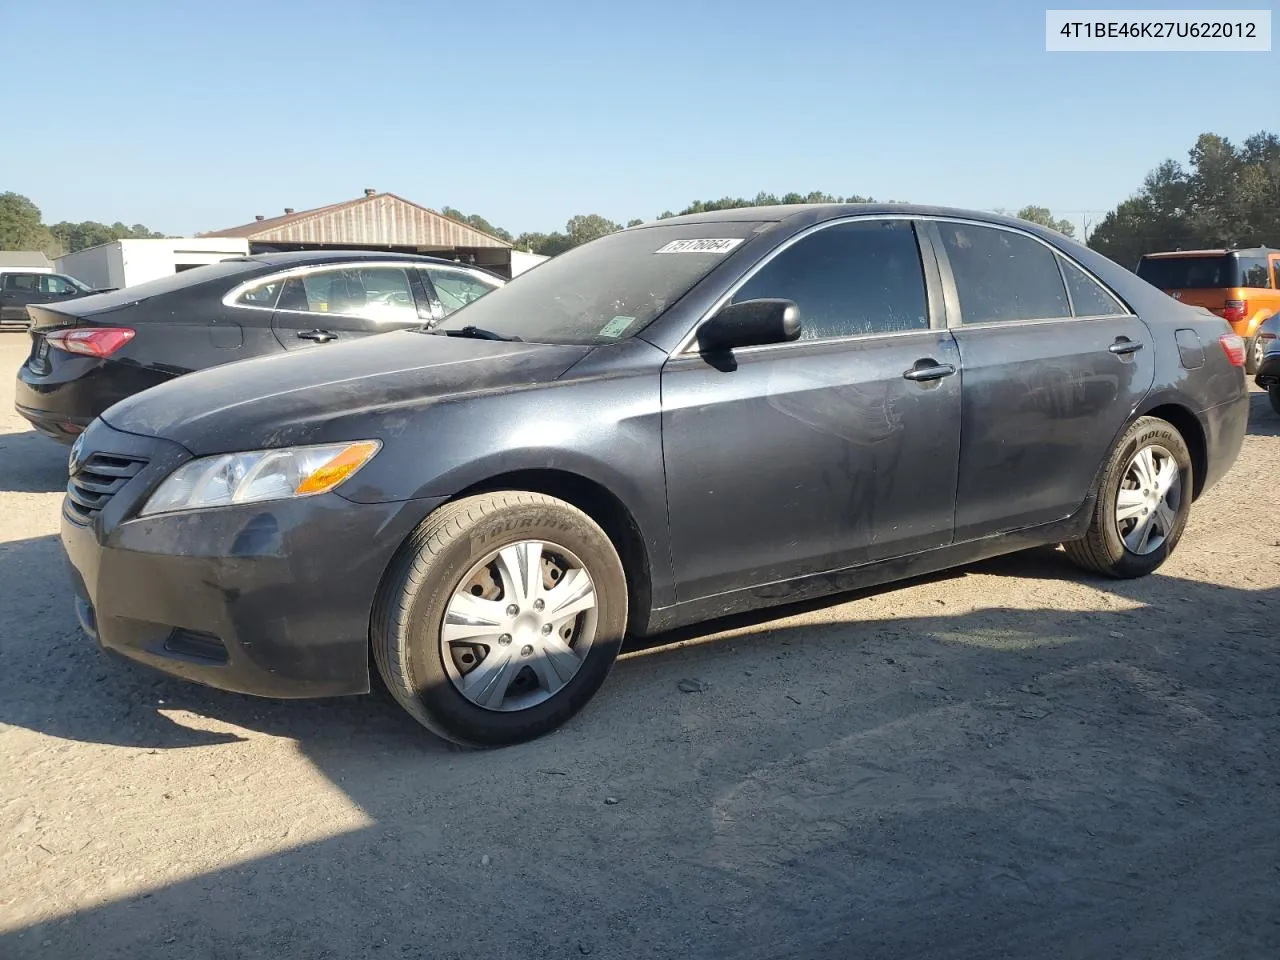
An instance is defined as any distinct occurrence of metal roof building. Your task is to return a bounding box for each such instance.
[202,189,541,278]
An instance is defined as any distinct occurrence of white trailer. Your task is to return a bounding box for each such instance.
[55,238,250,290]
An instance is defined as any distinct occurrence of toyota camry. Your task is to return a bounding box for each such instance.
[60,204,1249,747]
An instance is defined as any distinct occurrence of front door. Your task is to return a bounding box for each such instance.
[270,264,429,350]
[661,218,963,601]
[927,219,1157,540]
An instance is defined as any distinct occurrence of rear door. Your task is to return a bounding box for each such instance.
[928,219,1156,540]
[1,273,43,323]
[269,263,430,350]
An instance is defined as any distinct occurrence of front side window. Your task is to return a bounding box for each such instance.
[40,275,75,294]
[938,222,1070,323]
[422,267,499,314]
[278,266,418,321]
[731,220,929,340]
[1058,256,1125,317]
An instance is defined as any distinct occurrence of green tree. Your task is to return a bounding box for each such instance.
[565,213,622,246]
[1015,205,1076,237]
[48,220,167,254]
[626,218,644,228]
[439,206,514,244]
[1089,129,1280,268]
[0,192,55,253]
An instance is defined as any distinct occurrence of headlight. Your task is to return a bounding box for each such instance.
[139,440,381,517]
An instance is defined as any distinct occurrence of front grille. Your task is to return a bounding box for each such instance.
[66,453,148,523]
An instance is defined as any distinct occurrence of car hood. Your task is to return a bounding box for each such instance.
[101,330,593,454]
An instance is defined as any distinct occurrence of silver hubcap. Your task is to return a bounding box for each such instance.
[1115,443,1181,556]
[1255,338,1265,368]
[441,540,598,712]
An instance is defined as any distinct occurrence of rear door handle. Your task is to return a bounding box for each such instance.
[297,329,338,343]
[903,362,957,382]
[1109,338,1143,355]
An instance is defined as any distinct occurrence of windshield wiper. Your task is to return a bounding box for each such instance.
[431,325,522,342]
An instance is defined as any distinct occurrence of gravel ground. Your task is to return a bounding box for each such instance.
[1,332,1277,960]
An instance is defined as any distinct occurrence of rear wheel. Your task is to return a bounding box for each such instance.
[1247,336,1265,374]
[1063,417,1192,579]
[372,491,627,747]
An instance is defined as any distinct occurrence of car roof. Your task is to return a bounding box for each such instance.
[631,203,1047,231]
[239,250,451,266]
[1141,248,1278,259]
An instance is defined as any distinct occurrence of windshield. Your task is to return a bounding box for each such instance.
[431,222,767,344]
[66,275,94,292]
[1136,254,1250,290]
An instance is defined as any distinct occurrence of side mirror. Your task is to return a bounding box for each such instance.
[697,298,801,353]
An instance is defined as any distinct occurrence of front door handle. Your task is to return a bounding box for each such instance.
[903,361,957,382]
[297,329,338,343]
[1109,338,1143,355]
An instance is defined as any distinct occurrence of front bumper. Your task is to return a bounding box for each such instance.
[61,420,445,698]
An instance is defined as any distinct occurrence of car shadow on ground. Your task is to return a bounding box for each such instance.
[3,526,1278,959]
[0,428,68,493]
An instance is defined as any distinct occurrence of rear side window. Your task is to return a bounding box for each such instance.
[1058,256,1126,317]
[938,222,1070,323]
[4,273,38,292]
[731,219,929,340]
[1238,256,1272,288]
[235,277,284,308]
[278,266,418,321]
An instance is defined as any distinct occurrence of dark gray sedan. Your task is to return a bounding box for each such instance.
[60,204,1249,746]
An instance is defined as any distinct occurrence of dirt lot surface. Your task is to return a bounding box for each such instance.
[1,332,1277,960]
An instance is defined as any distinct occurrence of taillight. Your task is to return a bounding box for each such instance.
[45,327,135,358]
[1219,333,1246,366]
[1223,299,1247,323]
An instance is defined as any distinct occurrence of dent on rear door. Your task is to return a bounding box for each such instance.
[930,219,1157,540]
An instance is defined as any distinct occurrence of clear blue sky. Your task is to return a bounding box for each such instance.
[5,0,1273,238]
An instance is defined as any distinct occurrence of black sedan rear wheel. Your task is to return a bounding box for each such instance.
[372,492,627,747]
[1063,416,1192,579]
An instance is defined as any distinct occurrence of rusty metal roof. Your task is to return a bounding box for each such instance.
[201,192,511,248]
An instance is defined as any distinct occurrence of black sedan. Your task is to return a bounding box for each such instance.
[1254,311,1280,414]
[15,250,503,441]
[60,204,1249,747]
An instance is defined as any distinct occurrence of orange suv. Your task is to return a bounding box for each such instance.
[1136,247,1280,372]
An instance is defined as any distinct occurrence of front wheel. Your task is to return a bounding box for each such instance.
[1063,417,1193,579]
[372,491,628,747]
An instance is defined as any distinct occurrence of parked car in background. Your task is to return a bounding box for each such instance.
[14,250,503,441]
[1252,311,1280,414]
[1,271,107,329]
[1135,247,1280,373]
[60,204,1249,747]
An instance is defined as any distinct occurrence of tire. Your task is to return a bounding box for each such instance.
[1063,416,1193,579]
[372,491,627,747]
[1246,336,1263,375]
[1270,385,1280,417]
